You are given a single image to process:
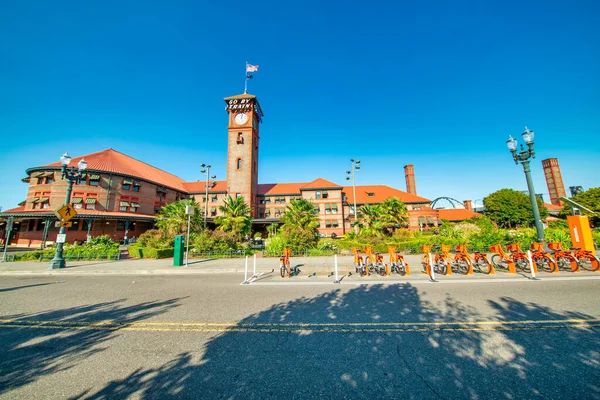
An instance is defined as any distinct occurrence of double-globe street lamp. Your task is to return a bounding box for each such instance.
[506,127,545,242]
[200,163,216,228]
[49,152,87,269]
[346,159,361,230]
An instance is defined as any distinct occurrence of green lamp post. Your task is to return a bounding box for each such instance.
[346,159,361,232]
[48,152,87,269]
[506,127,545,242]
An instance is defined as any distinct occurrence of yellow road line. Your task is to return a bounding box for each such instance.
[0,318,598,333]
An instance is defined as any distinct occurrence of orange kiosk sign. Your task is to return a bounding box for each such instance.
[567,216,596,255]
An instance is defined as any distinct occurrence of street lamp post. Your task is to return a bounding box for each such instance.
[346,159,361,231]
[200,164,216,228]
[506,127,545,242]
[49,152,87,269]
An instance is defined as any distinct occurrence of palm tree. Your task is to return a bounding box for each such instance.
[215,196,252,240]
[279,199,320,248]
[379,197,408,234]
[155,200,203,237]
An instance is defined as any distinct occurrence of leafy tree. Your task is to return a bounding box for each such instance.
[483,188,548,229]
[379,197,409,234]
[155,200,203,237]
[559,187,600,225]
[279,199,319,249]
[215,196,252,241]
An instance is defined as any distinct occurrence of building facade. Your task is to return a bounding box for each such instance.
[0,92,481,246]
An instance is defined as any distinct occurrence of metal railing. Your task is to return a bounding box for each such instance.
[38,253,121,261]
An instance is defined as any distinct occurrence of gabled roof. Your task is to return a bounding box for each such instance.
[438,208,482,222]
[343,185,430,204]
[182,180,228,194]
[41,149,187,191]
[258,183,305,196]
[0,206,155,220]
[300,178,342,190]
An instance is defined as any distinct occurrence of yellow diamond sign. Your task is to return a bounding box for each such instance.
[55,204,78,222]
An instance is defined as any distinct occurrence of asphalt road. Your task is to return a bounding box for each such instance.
[1,274,599,399]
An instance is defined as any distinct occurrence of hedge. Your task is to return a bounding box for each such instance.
[127,245,174,259]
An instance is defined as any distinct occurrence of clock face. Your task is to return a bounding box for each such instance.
[234,113,248,125]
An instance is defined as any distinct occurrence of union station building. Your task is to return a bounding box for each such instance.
[0,93,479,246]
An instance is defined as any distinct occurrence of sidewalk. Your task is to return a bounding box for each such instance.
[1,254,599,281]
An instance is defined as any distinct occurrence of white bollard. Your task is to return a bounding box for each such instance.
[429,253,436,281]
[253,253,257,276]
[527,250,537,279]
[244,256,248,282]
[334,254,339,282]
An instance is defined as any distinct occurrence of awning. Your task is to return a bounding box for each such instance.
[426,216,436,224]
[42,172,54,177]
[31,197,40,203]
[133,180,141,186]
[123,179,133,185]
[21,177,30,183]
[90,174,100,180]
[86,198,97,204]
[210,207,216,212]
[418,217,425,225]
[39,197,49,203]
[120,201,130,207]
[71,198,83,204]
[33,172,44,178]
[130,202,140,208]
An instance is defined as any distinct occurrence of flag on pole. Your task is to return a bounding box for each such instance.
[246,64,259,73]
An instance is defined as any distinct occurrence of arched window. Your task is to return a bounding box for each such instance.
[237,158,242,170]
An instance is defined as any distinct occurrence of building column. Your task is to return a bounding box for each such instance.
[41,217,51,249]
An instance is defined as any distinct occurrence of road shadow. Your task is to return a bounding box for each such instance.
[0,297,184,395]
[68,284,599,399]
[0,282,56,293]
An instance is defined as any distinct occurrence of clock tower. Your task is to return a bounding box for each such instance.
[224,93,264,217]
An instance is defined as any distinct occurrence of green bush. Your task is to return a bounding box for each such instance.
[128,247,174,259]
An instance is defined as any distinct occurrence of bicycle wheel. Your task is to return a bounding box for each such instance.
[454,259,469,275]
[578,254,600,271]
[533,256,554,273]
[557,255,577,271]
[279,263,285,278]
[515,257,529,272]
[491,254,504,269]
[475,259,491,274]
[396,262,406,275]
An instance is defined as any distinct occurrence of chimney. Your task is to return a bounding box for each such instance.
[541,158,566,205]
[404,164,416,194]
[463,200,473,211]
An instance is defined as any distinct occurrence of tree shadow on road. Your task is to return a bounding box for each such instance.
[0,297,184,396]
[69,283,599,399]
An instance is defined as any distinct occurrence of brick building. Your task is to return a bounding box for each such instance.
[0,92,480,246]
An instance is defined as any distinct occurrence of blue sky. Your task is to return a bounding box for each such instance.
[1,0,598,210]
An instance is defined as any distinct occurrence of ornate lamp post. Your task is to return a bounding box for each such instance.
[346,159,361,231]
[506,127,545,242]
[49,152,87,269]
[200,164,216,228]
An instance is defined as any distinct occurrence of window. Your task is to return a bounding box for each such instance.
[85,198,97,210]
[315,191,321,199]
[326,220,332,228]
[82,219,92,232]
[259,197,265,204]
[367,192,375,197]
[313,205,320,214]
[275,210,281,218]
[264,197,271,204]
[322,191,328,199]
[68,220,79,231]
[130,202,140,213]
[89,174,100,187]
[133,180,141,192]
[119,200,130,212]
[265,210,271,218]
[36,220,45,231]
[117,221,126,231]
[211,195,218,202]
[122,178,132,190]
[72,197,84,209]
[236,158,242,170]
[237,132,243,144]
[156,186,168,197]
[236,193,241,199]
[40,196,50,209]
[325,204,331,214]
[333,220,339,228]
[210,207,217,217]
[331,204,338,214]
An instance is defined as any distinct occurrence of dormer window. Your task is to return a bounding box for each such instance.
[367,192,375,197]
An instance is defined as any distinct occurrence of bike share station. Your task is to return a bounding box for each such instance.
[240,215,599,285]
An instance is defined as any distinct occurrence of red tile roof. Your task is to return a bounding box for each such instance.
[182,180,228,193]
[438,208,482,221]
[301,178,342,190]
[343,185,431,204]
[44,149,187,191]
[258,183,305,195]
[544,202,563,211]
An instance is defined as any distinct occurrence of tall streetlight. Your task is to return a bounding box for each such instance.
[49,152,87,269]
[506,127,545,242]
[346,159,361,231]
[200,164,216,228]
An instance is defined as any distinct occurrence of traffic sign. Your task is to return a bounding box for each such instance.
[60,221,73,228]
[54,204,78,222]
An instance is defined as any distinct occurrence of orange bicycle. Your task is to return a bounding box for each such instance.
[530,242,558,273]
[352,247,366,275]
[279,248,292,278]
[572,247,600,271]
[506,243,531,272]
[421,244,450,275]
[548,242,579,272]
[388,246,409,275]
[552,243,600,272]
[454,245,493,274]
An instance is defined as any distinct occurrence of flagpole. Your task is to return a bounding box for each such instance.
[244,61,248,94]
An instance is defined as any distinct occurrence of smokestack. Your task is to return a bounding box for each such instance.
[463,200,473,211]
[404,164,416,194]
[541,158,566,205]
